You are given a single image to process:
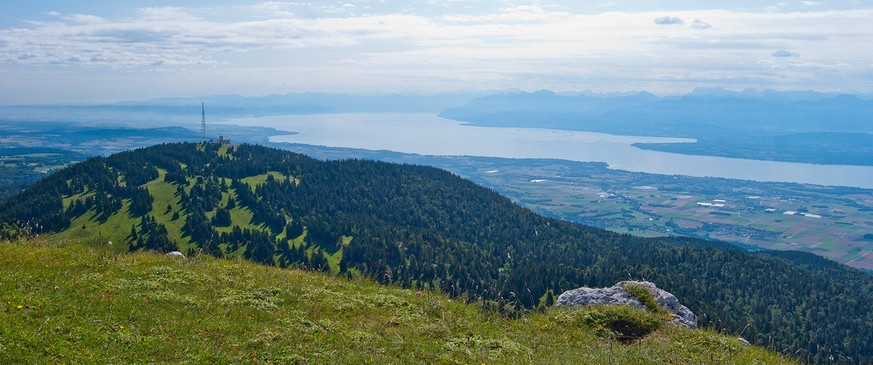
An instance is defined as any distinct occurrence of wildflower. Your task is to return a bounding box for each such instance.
[17,305,23,309]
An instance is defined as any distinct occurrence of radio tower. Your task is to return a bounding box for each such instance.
[200,102,206,141]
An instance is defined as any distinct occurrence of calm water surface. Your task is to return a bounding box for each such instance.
[221,113,873,189]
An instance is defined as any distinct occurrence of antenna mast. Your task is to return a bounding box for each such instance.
[200,102,206,140]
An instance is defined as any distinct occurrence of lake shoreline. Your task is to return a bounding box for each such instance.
[219,112,873,189]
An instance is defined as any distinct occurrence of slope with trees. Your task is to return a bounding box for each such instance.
[0,142,870,363]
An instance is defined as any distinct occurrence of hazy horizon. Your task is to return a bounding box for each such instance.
[2,1,872,103]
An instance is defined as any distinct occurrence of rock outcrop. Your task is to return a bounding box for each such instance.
[556,281,698,328]
[165,251,186,259]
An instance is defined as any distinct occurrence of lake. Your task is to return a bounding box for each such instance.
[221,113,873,189]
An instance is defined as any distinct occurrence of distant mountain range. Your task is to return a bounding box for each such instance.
[439,89,873,165]
[441,89,873,134]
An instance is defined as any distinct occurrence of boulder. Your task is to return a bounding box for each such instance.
[556,281,698,328]
[165,251,186,259]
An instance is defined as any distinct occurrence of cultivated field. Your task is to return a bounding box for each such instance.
[448,159,873,271]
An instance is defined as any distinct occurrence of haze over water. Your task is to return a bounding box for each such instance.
[223,113,873,189]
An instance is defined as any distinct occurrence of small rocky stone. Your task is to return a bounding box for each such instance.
[165,251,186,259]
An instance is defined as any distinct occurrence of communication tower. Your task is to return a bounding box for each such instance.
[200,102,206,140]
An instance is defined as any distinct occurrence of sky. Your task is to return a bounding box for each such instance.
[1,1,872,103]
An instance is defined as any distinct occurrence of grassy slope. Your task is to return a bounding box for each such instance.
[52,169,284,257]
[146,169,189,246]
[0,239,791,364]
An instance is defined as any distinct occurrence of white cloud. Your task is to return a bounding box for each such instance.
[442,5,568,23]
[65,14,105,24]
[691,19,711,29]
[137,7,198,21]
[1,4,873,101]
[654,15,684,25]
[771,49,800,57]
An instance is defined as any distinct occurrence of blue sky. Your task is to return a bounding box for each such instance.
[1,1,872,103]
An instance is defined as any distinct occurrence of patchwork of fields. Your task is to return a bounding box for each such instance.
[447,159,873,271]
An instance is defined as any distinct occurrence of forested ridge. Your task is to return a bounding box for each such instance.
[1,142,871,363]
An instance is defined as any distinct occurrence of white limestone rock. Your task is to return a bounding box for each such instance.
[556,280,698,329]
[165,251,186,259]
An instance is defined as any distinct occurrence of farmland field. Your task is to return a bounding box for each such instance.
[446,158,873,271]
